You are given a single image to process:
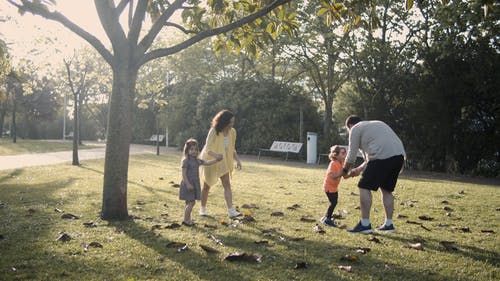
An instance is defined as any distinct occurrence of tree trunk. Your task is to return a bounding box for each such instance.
[72,92,79,165]
[100,64,137,220]
[11,94,16,143]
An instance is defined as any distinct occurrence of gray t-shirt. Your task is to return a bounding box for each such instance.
[346,120,405,164]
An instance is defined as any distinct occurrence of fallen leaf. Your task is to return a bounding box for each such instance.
[404,243,424,250]
[396,214,408,218]
[61,213,79,220]
[418,215,434,221]
[203,223,217,229]
[300,216,316,223]
[413,236,426,243]
[151,224,162,230]
[56,232,71,242]
[241,215,256,222]
[83,221,97,228]
[27,208,36,214]
[340,255,359,262]
[171,183,180,188]
[271,211,284,217]
[356,247,371,254]
[82,243,89,252]
[209,235,223,245]
[89,242,103,248]
[454,226,471,233]
[481,229,495,233]
[367,236,381,243]
[241,203,259,209]
[350,192,358,196]
[166,242,186,248]
[438,223,449,227]
[458,190,465,194]
[287,204,301,210]
[160,213,169,218]
[338,265,353,272]
[441,200,450,204]
[200,244,219,253]
[136,200,145,205]
[445,212,452,217]
[288,236,305,241]
[177,245,189,252]
[242,209,253,216]
[440,241,458,251]
[54,208,64,213]
[294,262,308,269]
[165,223,181,229]
[254,240,269,245]
[443,206,453,211]
[313,224,325,234]
[420,225,431,231]
[406,220,422,225]
[224,252,262,263]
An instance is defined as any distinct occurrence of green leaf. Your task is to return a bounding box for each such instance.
[318,8,329,17]
[406,0,413,10]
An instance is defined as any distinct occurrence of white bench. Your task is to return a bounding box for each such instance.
[145,134,165,144]
[258,141,303,161]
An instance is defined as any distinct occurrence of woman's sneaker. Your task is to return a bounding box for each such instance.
[228,208,242,218]
[375,224,395,232]
[347,221,372,234]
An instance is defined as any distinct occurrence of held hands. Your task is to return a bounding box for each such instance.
[236,159,242,170]
[186,183,194,190]
[215,154,223,161]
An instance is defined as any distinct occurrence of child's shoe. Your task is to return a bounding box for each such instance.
[228,208,242,218]
[322,218,337,227]
[199,206,207,216]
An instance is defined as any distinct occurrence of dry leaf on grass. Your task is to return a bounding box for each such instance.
[356,247,371,254]
[287,204,301,210]
[420,225,431,231]
[83,221,97,228]
[404,243,424,250]
[367,236,381,243]
[151,224,162,230]
[240,215,256,223]
[165,223,181,229]
[481,229,495,233]
[262,227,280,234]
[271,211,284,217]
[166,242,186,248]
[254,240,269,245]
[338,265,353,272]
[313,224,325,234]
[340,255,359,262]
[241,203,259,209]
[224,252,262,263]
[300,216,316,223]
[453,226,471,233]
[440,241,458,251]
[418,215,434,221]
[200,245,219,253]
[209,235,223,246]
[406,220,422,225]
[54,208,64,213]
[294,261,308,269]
[443,206,453,211]
[56,232,71,242]
[204,223,217,229]
[396,214,408,219]
[61,213,79,220]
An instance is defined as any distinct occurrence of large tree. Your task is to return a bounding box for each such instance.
[7,0,296,220]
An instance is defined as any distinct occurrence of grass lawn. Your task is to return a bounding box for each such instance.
[0,152,498,281]
[0,139,98,156]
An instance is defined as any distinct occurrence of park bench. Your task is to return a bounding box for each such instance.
[145,134,165,144]
[258,141,303,161]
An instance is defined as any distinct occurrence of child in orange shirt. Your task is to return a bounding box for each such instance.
[320,145,348,227]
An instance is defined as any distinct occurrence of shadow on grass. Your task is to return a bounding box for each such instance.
[401,170,500,187]
[108,215,460,281]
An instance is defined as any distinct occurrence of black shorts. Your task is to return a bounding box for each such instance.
[358,155,404,192]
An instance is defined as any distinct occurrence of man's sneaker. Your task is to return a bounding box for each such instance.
[228,208,242,218]
[199,206,207,216]
[375,224,395,232]
[347,221,372,234]
[322,218,337,227]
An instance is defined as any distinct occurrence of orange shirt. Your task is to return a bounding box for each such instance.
[323,160,343,193]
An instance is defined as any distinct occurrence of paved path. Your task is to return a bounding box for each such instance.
[0,143,173,171]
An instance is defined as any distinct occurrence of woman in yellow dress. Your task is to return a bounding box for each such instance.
[200,110,242,218]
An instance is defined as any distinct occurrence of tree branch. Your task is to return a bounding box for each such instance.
[141,0,293,66]
[94,0,127,58]
[8,0,114,65]
[128,0,148,44]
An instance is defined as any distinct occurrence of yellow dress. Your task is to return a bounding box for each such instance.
[200,127,237,186]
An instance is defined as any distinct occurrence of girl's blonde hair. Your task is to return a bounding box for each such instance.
[329,145,346,161]
[182,138,199,161]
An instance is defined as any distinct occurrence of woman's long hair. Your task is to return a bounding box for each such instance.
[211,109,234,134]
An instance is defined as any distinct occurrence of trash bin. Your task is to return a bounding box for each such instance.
[306,132,317,164]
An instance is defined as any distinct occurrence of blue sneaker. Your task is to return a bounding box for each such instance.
[322,218,337,227]
[375,224,395,232]
[347,221,372,234]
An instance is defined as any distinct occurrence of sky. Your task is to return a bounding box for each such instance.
[1,1,113,65]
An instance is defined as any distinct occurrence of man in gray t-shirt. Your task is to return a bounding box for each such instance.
[337,115,405,234]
